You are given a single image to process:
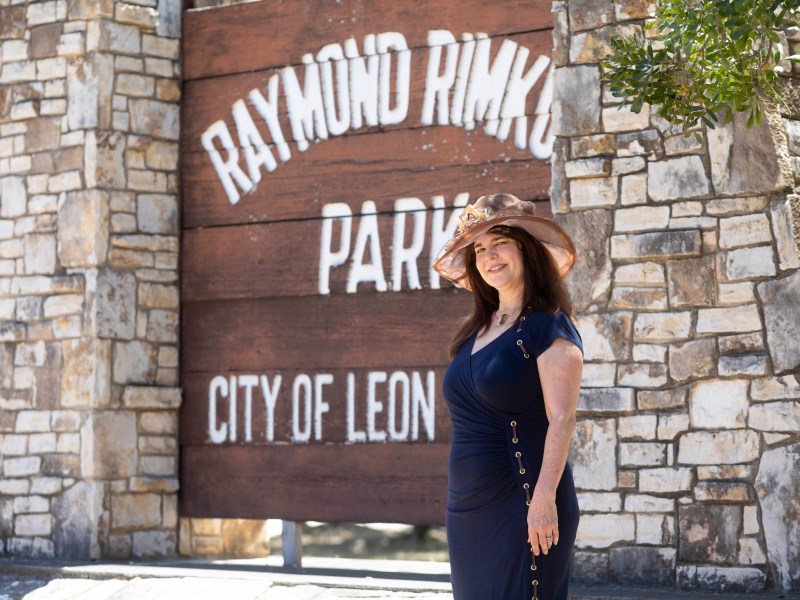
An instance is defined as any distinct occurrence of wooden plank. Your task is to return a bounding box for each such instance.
[179,444,449,524]
[180,29,552,152]
[181,292,471,373]
[184,0,554,81]
[179,367,452,446]
[181,126,551,229]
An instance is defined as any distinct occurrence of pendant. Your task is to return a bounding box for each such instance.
[498,313,508,326]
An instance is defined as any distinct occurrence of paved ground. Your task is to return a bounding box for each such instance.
[1,557,797,599]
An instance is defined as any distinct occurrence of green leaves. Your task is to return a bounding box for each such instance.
[602,0,800,132]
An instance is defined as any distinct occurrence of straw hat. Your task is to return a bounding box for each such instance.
[432,193,577,289]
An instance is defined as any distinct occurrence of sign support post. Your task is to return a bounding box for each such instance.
[282,520,303,568]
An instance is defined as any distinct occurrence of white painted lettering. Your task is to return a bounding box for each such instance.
[497,50,550,149]
[450,33,476,127]
[232,99,277,185]
[319,202,353,294]
[282,54,328,152]
[429,193,469,289]
[239,374,259,442]
[463,36,517,132]
[200,120,253,205]
[228,375,238,442]
[346,372,367,442]
[292,374,312,442]
[391,197,426,291]
[248,74,291,163]
[208,375,228,444]
[387,371,411,441]
[345,35,379,129]
[421,30,458,126]
[317,43,351,136]
[314,373,333,441]
[377,32,411,126]
[367,371,388,442]
[529,67,555,159]
[412,371,436,441]
[260,374,282,442]
[347,201,387,293]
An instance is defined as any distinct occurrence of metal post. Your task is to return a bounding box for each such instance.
[282,520,303,568]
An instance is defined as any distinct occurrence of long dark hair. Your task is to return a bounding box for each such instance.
[449,225,575,358]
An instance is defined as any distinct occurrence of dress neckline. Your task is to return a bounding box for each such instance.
[470,323,518,357]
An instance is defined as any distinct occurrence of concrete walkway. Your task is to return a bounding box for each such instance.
[0,557,795,599]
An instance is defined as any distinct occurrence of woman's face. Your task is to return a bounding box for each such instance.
[473,230,525,295]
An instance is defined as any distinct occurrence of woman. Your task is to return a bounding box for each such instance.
[433,193,583,600]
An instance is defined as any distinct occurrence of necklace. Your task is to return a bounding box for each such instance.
[497,313,508,326]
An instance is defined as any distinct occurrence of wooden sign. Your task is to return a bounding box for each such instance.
[180,0,555,524]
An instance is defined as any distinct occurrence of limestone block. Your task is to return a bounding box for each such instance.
[620,442,666,467]
[50,482,102,560]
[51,410,83,432]
[139,455,175,476]
[719,214,772,250]
[15,514,52,536]
[13,495,49,514]
[750,376,800,401]
[611,231,701,260]
[96,269,136,339]
[130,477,179,493]
[0,479,32,495]
[614,206,669,233]
[577,492,622,512]
[634,311,691,342]
[696,305,762,335]
[725,246,776,280]
[614,262,664,287]
[612,157,646,176]
[0,61,37,83]
[618,362,667,387]
[139,282,178,309]
[61,337,110,408]
[601,104,651,134]
[552,66,600,136]
[679,504,740,564]
[0,6,26,38]
[639,467,693,492]
[48,171,83,193]
[43,294,82,318]
[624,494,674,513]
[29,433,57,453]
[92,131,127,189]
[570,177,617,208]
[23,233,57,275]
[87,20,140,54]
[111,493,161,530]
[666,256,715,308]
[220,518,269,557]
[771,197,800,271]
[559,210,613,310]
[81,411,137,478]
[16,410,51,432]
[139,411,177,434]
[695,481,750,502]
[632,343,667,362]
[42,454,80,478]
[56,433,80,453]
[617,130,660,157]
[620,173,648,205]
[575,312,632,361]
[146,309,178,343]
[1,176,27,218]
[718,353,768,377]
[571,134,615,158]
[67,0,113,19]
[67,53,114,130]
[743,505,759,535]
[569,0,614,32]
[706,196,767,216]
[576,514,635,548]
[565,158,611,179]
[636,514,675,545]
[142,34,180,60]
[669,339,717,383]
[679,430,761,465]
[697,464,754,480]
[25,118,61,153]
[578,387,635,413]
[718,282,755,305]
[581,362,616,387]
[570,418,617,491]
[129,99,179,140]
[57,190,109,268]
[2,434,27,455]
[571,551,609,585]
[113,341,157,384]
[0,498,12,536]
[647,156,710,201]
[749,401,800,432]
[708,112,786,196]
[571,25,642,65]
[758,269,800,373]
[138,194,178,235]
[4,456,42,477]
[688,379,748,429]
[122,386,181,410]
[677,565,767,593]
[617,415,657,440]
[739,537,767,565]
[191,518,222,536]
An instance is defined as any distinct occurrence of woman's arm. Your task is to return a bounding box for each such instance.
[527,337,583,556]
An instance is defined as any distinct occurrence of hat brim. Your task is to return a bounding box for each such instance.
[432,214,577,291]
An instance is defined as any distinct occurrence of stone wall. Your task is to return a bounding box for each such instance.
[552,0,800,592]
[0,0,182,558]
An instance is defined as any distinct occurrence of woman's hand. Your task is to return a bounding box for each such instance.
[527,490,558,556]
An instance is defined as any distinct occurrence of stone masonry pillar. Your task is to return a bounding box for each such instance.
[1,0,182,558]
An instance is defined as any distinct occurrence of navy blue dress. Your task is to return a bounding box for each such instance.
[443,309,582,600]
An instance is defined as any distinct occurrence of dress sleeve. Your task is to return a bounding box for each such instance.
[524,310,583,358]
